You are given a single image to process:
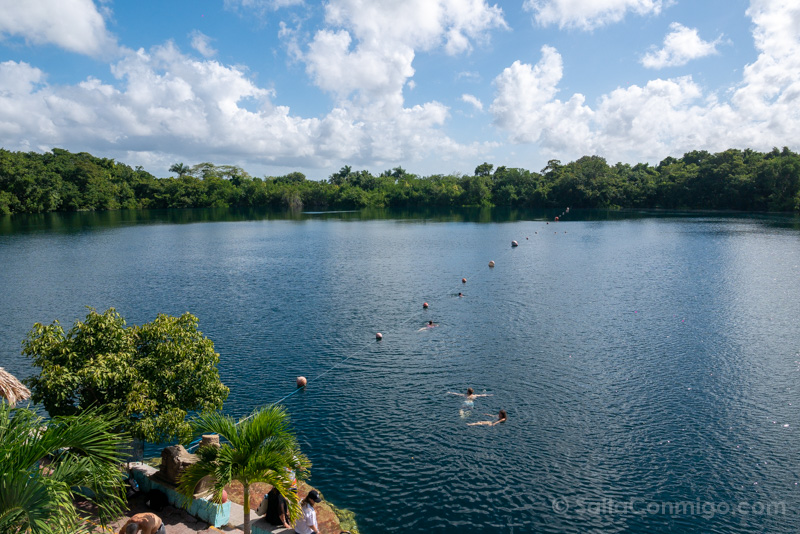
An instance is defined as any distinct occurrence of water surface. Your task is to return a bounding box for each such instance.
[2,208,800,533]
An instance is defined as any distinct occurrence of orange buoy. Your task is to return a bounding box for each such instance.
[462,278,467,283]
[376,332,383,340]
[296,376,307,388]
[423,302,429,309]
[555,216,559,221]
[511,240,518,247]
[488,260,495,268]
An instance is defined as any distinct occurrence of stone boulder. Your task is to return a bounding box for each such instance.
[157,444,197,486]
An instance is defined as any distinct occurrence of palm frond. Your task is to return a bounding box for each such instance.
[0,405,128,533]
[183,405,310,533]
[190,411,239,444]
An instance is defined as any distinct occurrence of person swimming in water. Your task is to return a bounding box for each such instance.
[448,388,492,401]
[418,320,438,331]
[467,409,507,426]
[450,388,492,418]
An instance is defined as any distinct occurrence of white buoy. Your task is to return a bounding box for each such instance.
[488,260,495,268]
[376,332,383,340]
[511,240,518,247]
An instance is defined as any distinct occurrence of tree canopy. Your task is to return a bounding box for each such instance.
[1,146,799,214]
[22,308,229,443]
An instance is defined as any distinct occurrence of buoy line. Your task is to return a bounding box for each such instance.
[189,215,564,442]
[267,229,529,402]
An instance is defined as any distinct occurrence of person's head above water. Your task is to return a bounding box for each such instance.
[498,409,507,421]
[428,320,434,325]
[467,387,474,395]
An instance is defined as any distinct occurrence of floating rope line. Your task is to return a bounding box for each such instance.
[274,233,534,398]
[241,226,548,420]
[192,215,565,440]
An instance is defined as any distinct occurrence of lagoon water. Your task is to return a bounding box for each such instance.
[2,208,800,533]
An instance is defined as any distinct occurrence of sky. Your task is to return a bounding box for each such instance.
[0,0,798,180]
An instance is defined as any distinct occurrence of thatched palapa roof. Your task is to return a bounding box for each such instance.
[0,367,31,405]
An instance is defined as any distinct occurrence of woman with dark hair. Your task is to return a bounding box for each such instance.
[294,490,323,534]
[467,409,507,426]
[264,486,292,529]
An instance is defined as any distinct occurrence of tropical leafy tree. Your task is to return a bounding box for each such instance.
[3,146,800,214]
[23,308,229,444]
[0,402,128,534]
[177,405,311,534]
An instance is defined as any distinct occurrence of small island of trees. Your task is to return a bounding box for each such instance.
[1,146,799,215]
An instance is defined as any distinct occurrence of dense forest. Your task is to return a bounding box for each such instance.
[1,146,799,216]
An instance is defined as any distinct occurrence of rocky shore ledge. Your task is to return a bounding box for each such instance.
[225,480,357,534]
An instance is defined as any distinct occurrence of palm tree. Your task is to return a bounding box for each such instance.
[169,162,190,178]
[0,402,129,534]
[177,405,310,534]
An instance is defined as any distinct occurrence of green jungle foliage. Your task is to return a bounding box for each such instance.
[1,147,799,215]
[23,308,229,444]
[0,403,128,534]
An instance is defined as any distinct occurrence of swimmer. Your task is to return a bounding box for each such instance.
[418,320,438,331]
[458,292,464,297]
[467,409,507,426]
[448,387,492,401]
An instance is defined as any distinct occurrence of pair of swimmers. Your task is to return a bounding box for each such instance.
[448,388,506,425]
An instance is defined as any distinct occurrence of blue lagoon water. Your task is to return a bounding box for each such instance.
[2,208,800,533]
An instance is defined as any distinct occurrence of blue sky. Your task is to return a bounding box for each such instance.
[0,0,796,180]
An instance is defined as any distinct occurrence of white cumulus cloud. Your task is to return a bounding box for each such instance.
[190,31,217,58]
[295,0,507,164]
[492,0,800,167]
[0,38,495,172]
[0,0,117,57]
[303,0,506,102]
[642,22,722,68]
[461,94,483,111]
[523,0,665,30]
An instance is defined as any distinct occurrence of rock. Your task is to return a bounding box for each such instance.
[200,434,220,448]
[158,444,197,486]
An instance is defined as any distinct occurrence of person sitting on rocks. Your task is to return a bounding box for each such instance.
[265,486,292,530]
[295,490,323,534]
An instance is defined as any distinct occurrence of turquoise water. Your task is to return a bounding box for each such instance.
[2,208,800,533]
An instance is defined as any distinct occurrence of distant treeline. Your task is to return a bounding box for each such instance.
[1,146,799,215]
